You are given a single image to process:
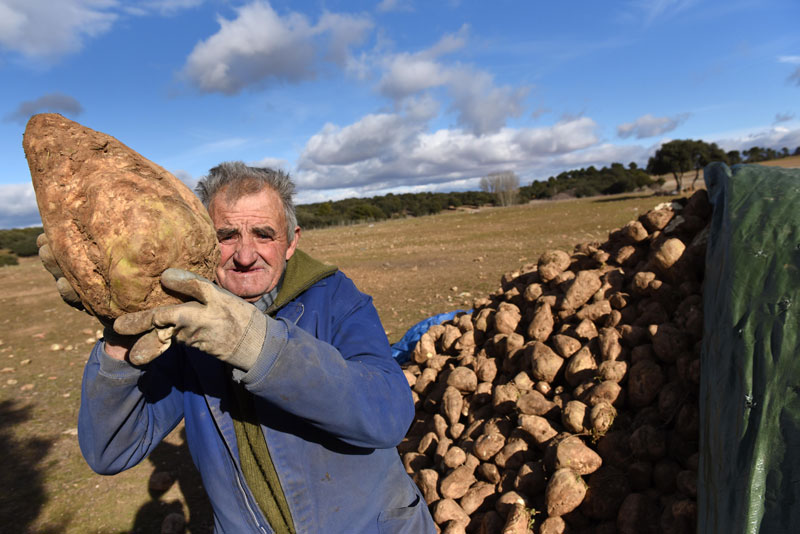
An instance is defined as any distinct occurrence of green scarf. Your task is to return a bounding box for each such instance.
[230,249,337,533]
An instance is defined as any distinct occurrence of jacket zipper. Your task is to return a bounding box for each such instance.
[204,392,269,533]
[233,468,269,534]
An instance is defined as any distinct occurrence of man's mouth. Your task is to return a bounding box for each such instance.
[228,264,267,273]
[230,268,264,275]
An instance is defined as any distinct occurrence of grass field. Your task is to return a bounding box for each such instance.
[756,154,800,167]
[0,160,793,533]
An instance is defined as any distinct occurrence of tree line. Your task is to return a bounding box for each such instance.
[646,139,800,192]
[518,162,660,201]
[298,161,663,228]
[296,191,497,229]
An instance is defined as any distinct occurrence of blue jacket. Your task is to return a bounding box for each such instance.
[78,269,435,533]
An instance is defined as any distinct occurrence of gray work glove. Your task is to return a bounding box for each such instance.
[37,233,84,311]
[114,268,267,368]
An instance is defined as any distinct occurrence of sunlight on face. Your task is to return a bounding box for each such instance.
[209,187,299,302]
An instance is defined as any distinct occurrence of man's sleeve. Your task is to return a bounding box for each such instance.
[78,341,185,474]
[239,276,414,450]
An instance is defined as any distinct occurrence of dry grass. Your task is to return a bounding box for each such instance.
[302,193,683,343]
[756,154,800,168]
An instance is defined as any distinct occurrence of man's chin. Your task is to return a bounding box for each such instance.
[220,277,271,301]
[230,286,269,302]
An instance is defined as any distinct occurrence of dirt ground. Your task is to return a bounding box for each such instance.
[0,188,689,533]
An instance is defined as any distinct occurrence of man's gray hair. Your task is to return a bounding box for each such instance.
[196,161,298,242]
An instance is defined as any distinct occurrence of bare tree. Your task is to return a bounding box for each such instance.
[480,171,520,207]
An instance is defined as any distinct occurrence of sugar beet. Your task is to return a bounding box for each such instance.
[24,114,218,323]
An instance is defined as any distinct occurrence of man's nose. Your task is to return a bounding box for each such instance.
[233,236,258,266]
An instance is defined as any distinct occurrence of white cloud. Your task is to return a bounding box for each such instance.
[316,12,374,66]
[626,0,697,26]
[181,1,372,94]
[296,112,601,192]
[377,28,467,99]
[0,0,117,61]
[137,0,203,14]
[249,157,290,172]
[378,54,451,98]
[123,0,204,16]
[447,69,528,135]
[424,27,469,57]
[779,55,800,86]
[530,107,551,120]
[376,0,413,13]
[292,125,655,205]
[302,114,419,167]
[4,92,83,124]
[0,0,207,61]
[376,26,528,135]
[617,113,690,139]
[0,183,41,229]
[300,94,438,168]
[171,169,199,193]
[181,2,315,94]
[715,126,800,153]
[403,94,441,122]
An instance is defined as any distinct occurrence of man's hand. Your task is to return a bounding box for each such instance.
[37,233,84,310]
[37,232,168,363]
[115,268,267,368]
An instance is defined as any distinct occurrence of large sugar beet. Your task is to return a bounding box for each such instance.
[23,113,219,323]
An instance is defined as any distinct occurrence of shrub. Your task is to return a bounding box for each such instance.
[0,251,19,267]
[0,226,42,257]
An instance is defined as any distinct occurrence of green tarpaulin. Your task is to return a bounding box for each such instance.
[700,162,800,533]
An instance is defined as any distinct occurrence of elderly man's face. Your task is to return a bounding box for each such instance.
[209,187,299,302]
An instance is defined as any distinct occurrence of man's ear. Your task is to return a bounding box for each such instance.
[286,226,301,260]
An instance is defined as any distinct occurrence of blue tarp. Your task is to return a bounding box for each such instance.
[391,309,471,364]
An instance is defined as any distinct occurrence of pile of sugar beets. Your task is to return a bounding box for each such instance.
[399,190,710,534]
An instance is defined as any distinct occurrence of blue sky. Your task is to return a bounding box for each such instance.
[1,0,799,229]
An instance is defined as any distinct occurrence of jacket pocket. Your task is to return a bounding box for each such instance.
[377,494,433,534]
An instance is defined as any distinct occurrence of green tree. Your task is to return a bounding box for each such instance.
[347,202,385,221]
[316,201,335,217]
[647,140,694,192]
[574,183,599,197]
[727,150,742,165]
[690,140,728,189]
[744,146,764,162]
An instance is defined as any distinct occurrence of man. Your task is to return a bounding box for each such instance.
[41,162,435,533]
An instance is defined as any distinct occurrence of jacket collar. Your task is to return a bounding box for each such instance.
[266,249,338,315]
